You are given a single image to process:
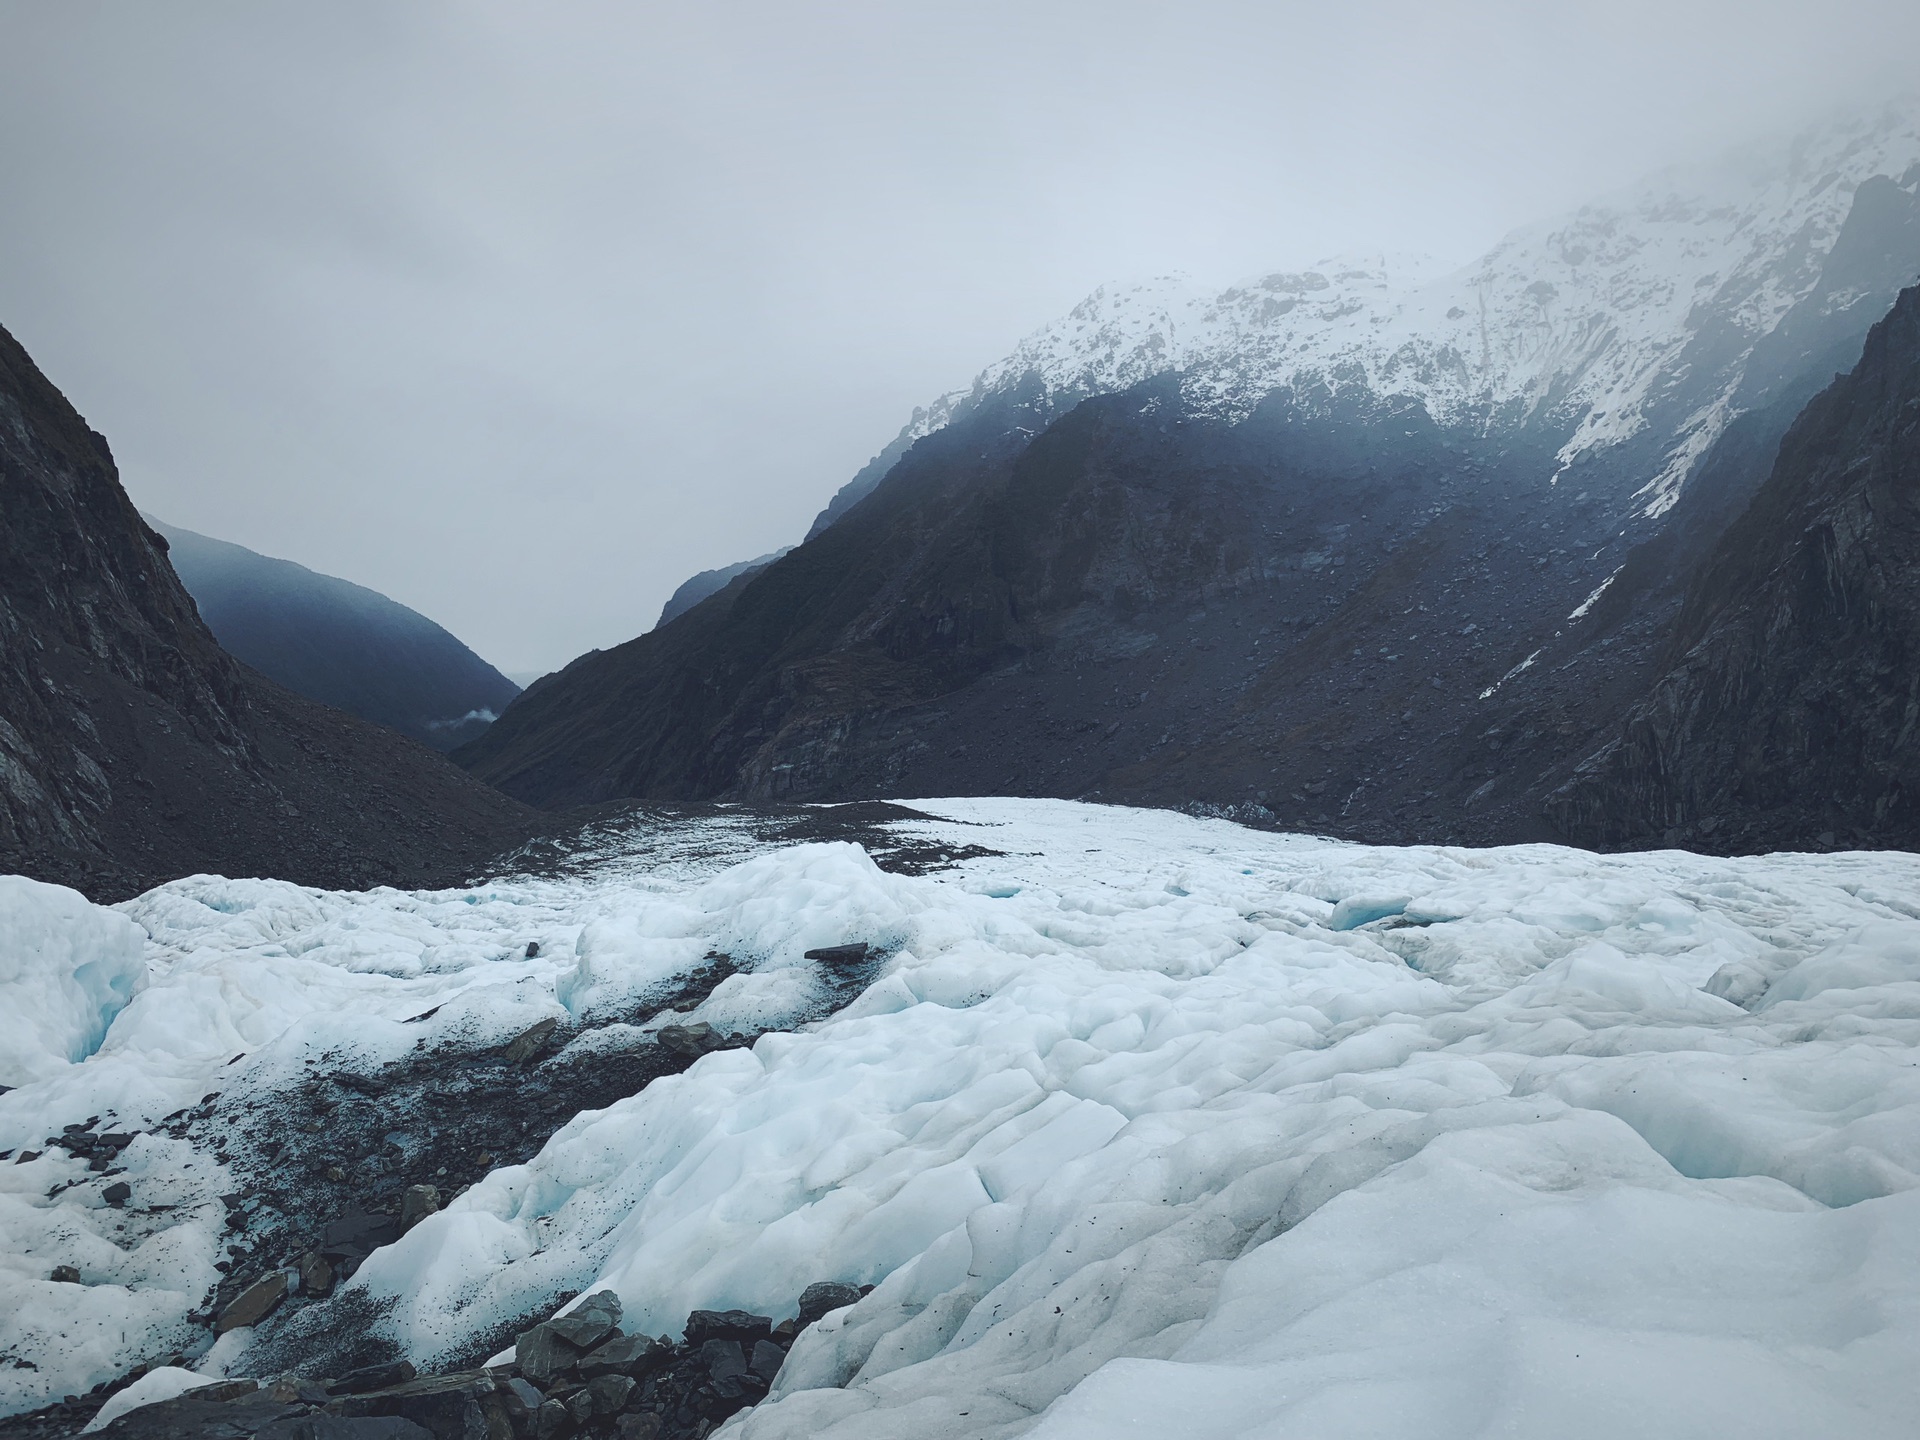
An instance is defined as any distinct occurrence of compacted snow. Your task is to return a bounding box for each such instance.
[4,799,1918,1437]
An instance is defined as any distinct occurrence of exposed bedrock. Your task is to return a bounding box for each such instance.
[1552,284,1920,851]
[0,321,533,900]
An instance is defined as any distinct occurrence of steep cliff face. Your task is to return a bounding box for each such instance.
[1551,285,1920,851]
[0,321,531,899]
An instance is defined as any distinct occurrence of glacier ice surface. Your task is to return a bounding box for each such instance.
[2,799,1917,1437]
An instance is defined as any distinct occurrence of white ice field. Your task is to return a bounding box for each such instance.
[3,798,1917,1437]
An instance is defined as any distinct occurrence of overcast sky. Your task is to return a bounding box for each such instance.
[2,1,1916,675]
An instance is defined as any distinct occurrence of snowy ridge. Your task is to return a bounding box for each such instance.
[933,104,1920,514]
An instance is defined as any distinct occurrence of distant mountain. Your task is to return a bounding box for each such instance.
[151,521,520,751]
[0,322,531,899]
[459,109,1920,851]
[806,105,1920,538]
[656,548,790,629]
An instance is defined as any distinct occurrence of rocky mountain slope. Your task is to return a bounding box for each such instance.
[151,520,520,751]
[655,549,790,630]
[1551,283,1920,850]
[459,111,1920,849]
[0,321,533,900]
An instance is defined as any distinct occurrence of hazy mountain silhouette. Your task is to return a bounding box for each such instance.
[152,520,520,751]
[656,548,791,630]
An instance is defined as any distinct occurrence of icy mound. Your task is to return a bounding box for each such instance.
[337,801,1917,1439]
[0,839,897,1414]
[0,875,147,1087]
[6,803,1917,1435]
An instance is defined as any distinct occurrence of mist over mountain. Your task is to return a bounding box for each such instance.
[0,322,531,900]
[459,109,1920,853]
[151,520,521,751]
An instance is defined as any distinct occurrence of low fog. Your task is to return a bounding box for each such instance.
[1,0,1914,674]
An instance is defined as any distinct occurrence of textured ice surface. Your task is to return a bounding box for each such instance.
[392,802,1916,1438]
[6,801,1919,1436]
[0,830,838,1415]
[0,875,147,1087]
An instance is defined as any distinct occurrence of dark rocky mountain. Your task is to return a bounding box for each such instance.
[150,519,520,751]
[458,145,1920,848]
[0,321,533,900]
[1550,284,1920,851]
[656,548,790,629]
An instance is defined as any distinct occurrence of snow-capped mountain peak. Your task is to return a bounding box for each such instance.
[911,103,1920,517]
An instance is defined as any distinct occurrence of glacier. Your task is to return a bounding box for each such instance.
[3,800,1918,1436]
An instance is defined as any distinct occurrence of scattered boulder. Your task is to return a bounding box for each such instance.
[546,1290,623,1350]
[51,1264,81,1284]
[652,1025,722,1059]
[682,1310,772,1346]
[89,1393,297,1438]
[193,1382,263,1404]
[90,1286,817,1439]
[579,1333,667,1380]
[747,1342,785,1385]
[526,941,541,958]
[497,1295,800,1436]
[326,1362,416,1397]
[585,1376,634,1414]
[504,1018,559,1064]
[216,1271,289,1333]
[564,1390,595,1427]
[330,1370,511,1438]
[299,1250,335,1296]
[258,1417,434,1439]
[533,1399,573,1440]
[321,1208,401,1263]
[398,1184,440,1232]
[264,1375,332,1405]
[795,1281,862,1326]
[698,1342,745,1383]
[801,943,870,965]
[515,1325,584,1387]
[103,1180,133,1206]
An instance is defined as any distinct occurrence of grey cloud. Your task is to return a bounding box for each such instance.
[1,0,1915,672]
